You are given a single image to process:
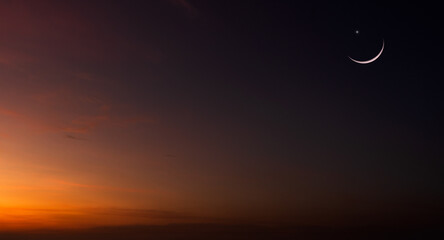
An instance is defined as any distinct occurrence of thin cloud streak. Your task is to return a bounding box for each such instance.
[0,107,22,118]
[65,134,87,141]
[168,0,198,16]
[0,207,217,230]
[0,94,157,136]
[51,179,151,194]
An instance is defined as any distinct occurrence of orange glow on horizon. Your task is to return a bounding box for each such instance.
[0,205,200,230]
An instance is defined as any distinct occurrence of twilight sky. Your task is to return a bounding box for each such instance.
[0,0,443,230]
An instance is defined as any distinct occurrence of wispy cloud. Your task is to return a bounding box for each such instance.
[114,115,158,127]
[0,206,213,230]
[65,134,87,141]
[0,107,22,118]
[1,207,191,219]
[63,115,109,134]
[168,0,198,16]
[50,179,150,194]
[0,106,59,133]
[86,208,196,220]
[0,49,35,69]
[1,89,157,137]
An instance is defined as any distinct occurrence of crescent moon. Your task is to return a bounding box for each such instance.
[349,39,384,64]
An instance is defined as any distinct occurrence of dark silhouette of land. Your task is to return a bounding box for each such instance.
[0,223,441,240]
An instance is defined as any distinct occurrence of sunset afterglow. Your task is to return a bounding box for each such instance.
[1,1,442,238]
